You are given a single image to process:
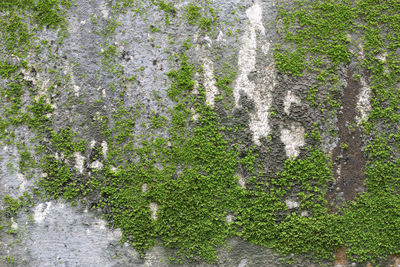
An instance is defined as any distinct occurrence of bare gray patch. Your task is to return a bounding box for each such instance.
[25,200,140,267]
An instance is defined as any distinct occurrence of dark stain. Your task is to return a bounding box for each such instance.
[31,67,37,76]
[121,51,130,61]
[326,68,367,211]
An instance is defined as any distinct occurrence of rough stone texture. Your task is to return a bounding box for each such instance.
[0,0,374,266]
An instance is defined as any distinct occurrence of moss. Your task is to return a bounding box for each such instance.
[0,61,18,79]
[1,0,400,264]
[272,0,400,263]
[0,0,72,56]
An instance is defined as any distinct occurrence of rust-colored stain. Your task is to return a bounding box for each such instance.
[333,246,347,266]
[388,253,400,267]
[326,69,367,212]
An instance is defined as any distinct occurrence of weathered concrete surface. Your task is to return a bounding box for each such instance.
[0,0,374,266]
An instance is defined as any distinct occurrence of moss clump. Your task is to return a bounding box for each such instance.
[272,0,400,263]
[0,0,71,56]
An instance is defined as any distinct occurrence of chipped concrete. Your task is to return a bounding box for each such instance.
[100,3,109,19]
[280,122,305,158]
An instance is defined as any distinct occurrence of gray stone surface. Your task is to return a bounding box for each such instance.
[0,0,342,266]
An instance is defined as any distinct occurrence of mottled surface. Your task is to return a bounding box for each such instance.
[0,0,376,266]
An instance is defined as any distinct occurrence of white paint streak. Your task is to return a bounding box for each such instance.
[217,31,225,42]
[285,199,299,209]
[283,90,301,115]
[100,3,109,19]
[226,214,234,223]
[246,2,265,35]
[237,173,245,189]
[16,173,26,192]
[203,57,218,107]
[238,258,248,267]
[356,77,371,125]
[73,85,80,97]
[89,139,96,149]
[191,107,199,121]
[280,123,305,158]
[204,35,212,47]
[142,183,148,193]
[234,1,275,145]
[74,152,85,173]
[94,219,107,230]
[101,141,108,158]
[150,203,158,220]
[301,211,309,217]
[34,202,52,223]
[90,160,103,170]
[11,218,18,230]
[377,52,387,62]
[261,42,271,55]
